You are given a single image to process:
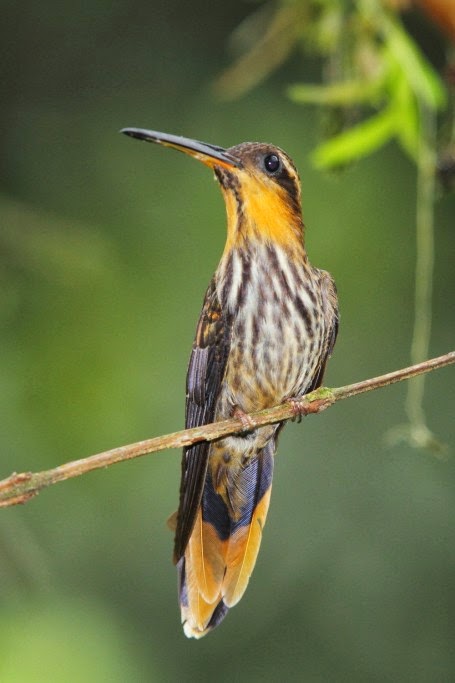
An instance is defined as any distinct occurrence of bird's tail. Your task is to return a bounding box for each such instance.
[178,439,275,638]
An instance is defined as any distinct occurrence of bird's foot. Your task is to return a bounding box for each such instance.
[286,391,335,422]
[232,407,256,432]
[285,396,306,423]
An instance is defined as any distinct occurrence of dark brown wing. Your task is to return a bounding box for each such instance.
[173,277,231,562]
[307,271,339,392]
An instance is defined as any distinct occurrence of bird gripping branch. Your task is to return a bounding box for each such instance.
[122,127,339,638]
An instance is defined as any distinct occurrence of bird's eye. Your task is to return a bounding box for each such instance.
[264,153,280,174]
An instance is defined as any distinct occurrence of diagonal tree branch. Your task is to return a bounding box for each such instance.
[0,351,453,509]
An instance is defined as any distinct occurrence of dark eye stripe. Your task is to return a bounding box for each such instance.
[273,160,301,210]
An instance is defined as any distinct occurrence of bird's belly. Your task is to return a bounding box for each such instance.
[211,324,313,490]
[219,312,320,418]
[215,243,326,420]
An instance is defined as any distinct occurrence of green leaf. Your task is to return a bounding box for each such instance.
[287,77,383,106]
[311,105,397,168]
[383,17,446,109]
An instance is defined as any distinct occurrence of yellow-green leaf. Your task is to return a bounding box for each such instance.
[288,78,383,106]
[312,105,397,168]
[383,17,446,109]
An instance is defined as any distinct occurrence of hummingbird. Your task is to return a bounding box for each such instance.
[122,127,339,638]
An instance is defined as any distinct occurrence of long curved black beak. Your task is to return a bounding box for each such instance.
[121,127,241,170]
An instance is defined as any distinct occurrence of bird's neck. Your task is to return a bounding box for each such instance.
[220,183,306,259]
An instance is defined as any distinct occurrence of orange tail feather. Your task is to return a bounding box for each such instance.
[178,440,275,638]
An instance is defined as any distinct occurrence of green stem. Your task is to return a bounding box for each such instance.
[404,103,436,444]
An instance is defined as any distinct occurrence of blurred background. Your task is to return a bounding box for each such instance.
[0,1,453,681]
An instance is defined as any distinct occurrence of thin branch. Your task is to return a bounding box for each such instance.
[0,352,453,509]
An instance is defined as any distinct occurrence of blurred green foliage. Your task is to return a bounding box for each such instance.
[288,0,446,167]
[0,1,453,682]
[215,0,449,165]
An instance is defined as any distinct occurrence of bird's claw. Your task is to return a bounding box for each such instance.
[233,407,256,432]
[286,397,305,423]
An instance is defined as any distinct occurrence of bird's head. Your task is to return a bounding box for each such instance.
[121,128,304,252]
